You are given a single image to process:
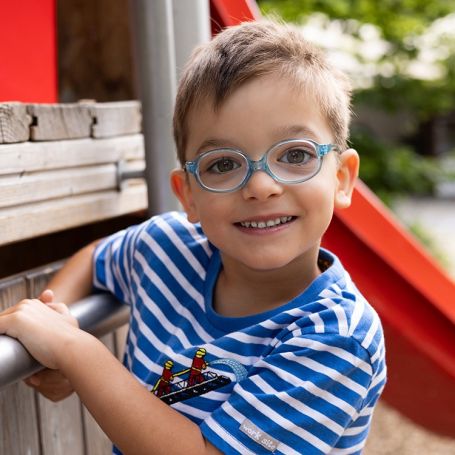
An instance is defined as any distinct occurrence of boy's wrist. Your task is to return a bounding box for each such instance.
[55,328,96,374]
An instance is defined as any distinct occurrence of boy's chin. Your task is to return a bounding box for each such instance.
[224,252,305,273]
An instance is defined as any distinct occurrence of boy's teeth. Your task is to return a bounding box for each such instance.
[240,216,292,228]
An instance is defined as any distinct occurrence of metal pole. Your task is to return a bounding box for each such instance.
[0,294,129,389]
[172,0,211,78]
[129,0,178,215]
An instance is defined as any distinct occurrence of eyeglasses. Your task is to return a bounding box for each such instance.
[184,138,340,193]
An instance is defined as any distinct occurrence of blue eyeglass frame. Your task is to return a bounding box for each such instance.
[184,138,340,193]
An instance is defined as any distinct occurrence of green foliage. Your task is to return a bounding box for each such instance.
[257,0,455,45]
[258,0,455,121]
[354,53,455,121]
[351,129,443,204]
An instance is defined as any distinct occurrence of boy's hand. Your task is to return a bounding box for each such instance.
[24,369,74,401]
[22,289,77,401]
[0,291,80,370]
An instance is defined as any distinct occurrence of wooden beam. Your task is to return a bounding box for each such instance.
[1,101,143,142]
[90,101,142,138]
[0,103,31,144]
[28,103,93,141]
[0,161,144,208]
[0,134,144,176]
[0,164,113,208]
[0,185,148,246]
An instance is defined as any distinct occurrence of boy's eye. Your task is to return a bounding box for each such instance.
[207,157,241,173]
[278,147,314,165]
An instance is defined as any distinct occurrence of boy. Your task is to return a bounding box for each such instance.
[0,20,386,454]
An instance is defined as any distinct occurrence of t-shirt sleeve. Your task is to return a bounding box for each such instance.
[200,332,375,455]
[93,223,142,304]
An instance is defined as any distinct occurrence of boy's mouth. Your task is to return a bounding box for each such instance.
[236,216,295,229]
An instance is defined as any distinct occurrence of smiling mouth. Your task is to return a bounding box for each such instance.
[237,216,295,229]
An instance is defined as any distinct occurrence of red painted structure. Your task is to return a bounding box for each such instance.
[211,0,455,438]
[0,0,57,102]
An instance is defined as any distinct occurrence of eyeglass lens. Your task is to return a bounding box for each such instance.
[197,140,320,191]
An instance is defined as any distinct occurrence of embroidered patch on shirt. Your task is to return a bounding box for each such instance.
[240,419,279,452]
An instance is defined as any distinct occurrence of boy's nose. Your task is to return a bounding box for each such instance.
[241,170,283,201]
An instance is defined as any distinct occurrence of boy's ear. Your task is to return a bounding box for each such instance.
[335,148,359,209]
[170,169,199,223]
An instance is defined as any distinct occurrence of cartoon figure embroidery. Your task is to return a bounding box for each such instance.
[188,347,207,386]
[152,360,175,398]
[152,348,247,405]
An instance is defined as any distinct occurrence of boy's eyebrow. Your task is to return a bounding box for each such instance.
[196,138,236,155]
[272,124,320,141]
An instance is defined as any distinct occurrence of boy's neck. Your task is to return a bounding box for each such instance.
[214,248,322,318]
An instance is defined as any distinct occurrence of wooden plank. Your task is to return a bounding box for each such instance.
[0,134,144,176]
[25,267,86,455]
[0,103,31,143]
[28,103,92,141]
[0,160,145,209]
[0,277,41,455]
[82,333,116,455]
[91,101,142,138]
[0,184,148,246]
[0,164,117,208]
[37,395,86,455]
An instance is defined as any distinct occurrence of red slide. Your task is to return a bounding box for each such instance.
[211,0,455,437]
[325,182,455,437]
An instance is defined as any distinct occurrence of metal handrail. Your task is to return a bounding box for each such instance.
[0,293,129,389]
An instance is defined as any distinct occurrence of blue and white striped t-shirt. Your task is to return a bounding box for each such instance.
[93,211,386,455]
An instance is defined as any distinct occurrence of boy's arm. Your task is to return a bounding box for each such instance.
[65,332,222,455]
[0,300,221,455]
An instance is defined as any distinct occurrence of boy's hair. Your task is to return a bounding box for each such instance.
[173,20,352,166]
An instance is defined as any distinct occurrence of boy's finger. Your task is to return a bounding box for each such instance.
[39,289,54,304]
[24,375,41,386]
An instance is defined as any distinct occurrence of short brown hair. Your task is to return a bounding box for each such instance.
[173,20,352,165]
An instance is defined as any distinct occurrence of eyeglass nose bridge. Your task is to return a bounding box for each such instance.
[241,154,276,187]
[249,157,267,172]
[249,148,274,171]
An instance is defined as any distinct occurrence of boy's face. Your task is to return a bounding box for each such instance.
[171,74,358,273]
